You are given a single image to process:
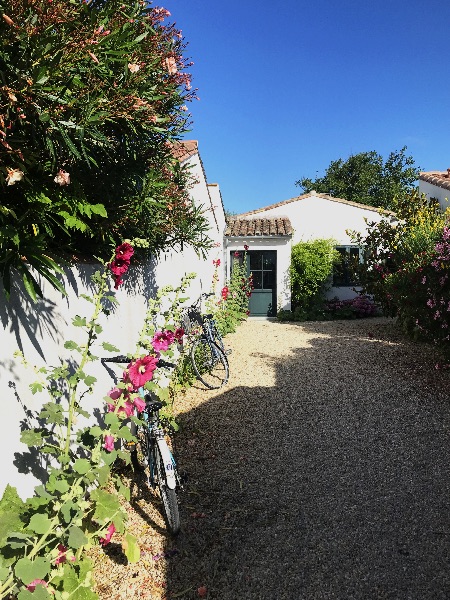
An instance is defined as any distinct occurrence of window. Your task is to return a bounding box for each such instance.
[333,246,361,286]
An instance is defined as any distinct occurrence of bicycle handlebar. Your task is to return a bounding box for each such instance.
[101,355,176,369]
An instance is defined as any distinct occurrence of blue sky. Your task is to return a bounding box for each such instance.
[163,0,450,214]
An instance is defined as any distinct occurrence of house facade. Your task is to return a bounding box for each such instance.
[225,191,394,316]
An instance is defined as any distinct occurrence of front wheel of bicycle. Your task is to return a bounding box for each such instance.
[190,338,229,389]
[153,442,180,535]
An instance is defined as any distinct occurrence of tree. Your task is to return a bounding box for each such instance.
[296,147,419,211]
[0,0,211,299]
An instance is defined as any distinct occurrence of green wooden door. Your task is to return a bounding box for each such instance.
[248,250,277,317]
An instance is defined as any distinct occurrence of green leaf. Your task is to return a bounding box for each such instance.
[68,526,88,549]
[84,375,96,387]
[73,459,91,474]
[29,382,44,395]
[90,489,121,523]
[18,586,51,600]
[96,465,110,487]
[28,514,52,535]
[64,340,80,351]
[15,557,50,585]
[20,429,46,447]
[72,315,87,327]
[0,566,9,580]
[101,342,120,353]
[122,532,140,563]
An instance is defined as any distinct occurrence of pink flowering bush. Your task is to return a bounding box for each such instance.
[351,191,450,355]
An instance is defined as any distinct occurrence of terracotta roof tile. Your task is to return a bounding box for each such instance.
[419,171,450,192]
[225,216,292,237]
[171,140,198,162]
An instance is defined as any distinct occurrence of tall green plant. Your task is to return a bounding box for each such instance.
[290,239,341,313]
[0,0,211,300]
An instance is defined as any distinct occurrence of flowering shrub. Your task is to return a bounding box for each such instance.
[212,249,253,335]
[324,295,378,319]
[350,191,450,354]
[0,0,211,300]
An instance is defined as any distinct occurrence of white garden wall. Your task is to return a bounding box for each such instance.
[0,143,226,500]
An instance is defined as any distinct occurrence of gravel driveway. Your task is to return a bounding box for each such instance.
[92,317,450,600]
[166,317,450,600]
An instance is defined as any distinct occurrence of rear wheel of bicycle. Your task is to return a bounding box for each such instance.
[153,443,180,535]
[190,338,229,389]
[130,425,149,471]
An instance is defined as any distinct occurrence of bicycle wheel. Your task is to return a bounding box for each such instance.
[190,337,229,389]
[152,442,180,535]
[130,424,149,471]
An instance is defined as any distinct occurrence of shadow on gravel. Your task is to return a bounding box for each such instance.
[166,320,450,600]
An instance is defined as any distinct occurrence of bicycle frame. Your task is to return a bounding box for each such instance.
[138,387,177,490]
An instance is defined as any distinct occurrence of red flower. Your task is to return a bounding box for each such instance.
[103,435,115,451]
[127,355,158,388]
[99,523,116,546]
[152,330,175,352]
[244,244,249,251]
[174,327,184,342]
[213,258,221,267]
[115,243,134,261]
[234,251,240,257]
[110,257,129,276]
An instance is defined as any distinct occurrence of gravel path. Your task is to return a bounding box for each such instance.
[93,317,450,600]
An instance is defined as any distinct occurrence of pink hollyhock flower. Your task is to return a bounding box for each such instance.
[133,395,146,413]
[6,168,24,186]
[152,330,175,352]
[244,244,249,251]
[213,259,221,267]
[110,257,130,276]
[234,251,240,257]
[99,523,116,546]
[127,355,158,388]
[106,401,134,417]
[221,286,229,300]
[54,170,70,186]
[174,327,184,342]
[27,580,48,592]
[115,243,134,261]
[108,387,122,401]
[103,435,115,452]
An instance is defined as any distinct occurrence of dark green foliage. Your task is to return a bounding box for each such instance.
[296,147,419,210]
[0,0,211,299]
[290,239,341,314]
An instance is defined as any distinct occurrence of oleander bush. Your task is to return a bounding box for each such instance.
[0,0,211,300]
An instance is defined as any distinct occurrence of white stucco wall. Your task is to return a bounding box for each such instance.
[0,147,226,500]
[418,180,450,214]
[225,237,292,312]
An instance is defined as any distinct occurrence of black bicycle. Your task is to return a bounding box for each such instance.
[182,294,229,390]
[101,356,181,535]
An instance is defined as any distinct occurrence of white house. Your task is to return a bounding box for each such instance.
[225,191,394,316]
[419,170,450,214]
[0,140,225,499]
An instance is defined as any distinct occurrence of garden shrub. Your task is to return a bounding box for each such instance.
[290,239,341,319]
[350,191,450,354]
[0,0,211,300]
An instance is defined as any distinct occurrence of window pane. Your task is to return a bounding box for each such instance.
[263,252,276,269]
[251,271,263,289]
[263,270,275,289]
[249,251,263,270]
